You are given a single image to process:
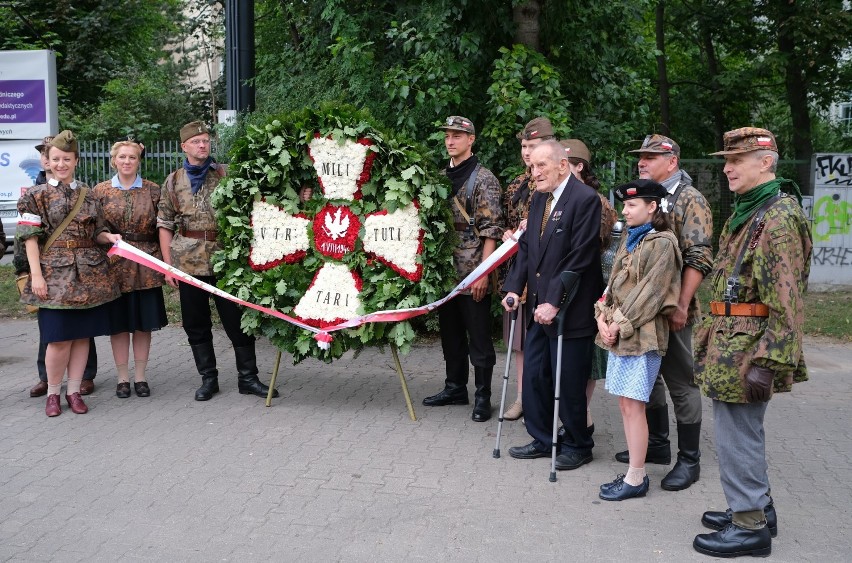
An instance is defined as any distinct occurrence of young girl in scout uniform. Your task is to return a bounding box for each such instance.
[17,131,122,417]
[594,179,682,500]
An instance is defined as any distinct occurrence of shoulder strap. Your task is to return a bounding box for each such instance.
[464,164,480,217]
[724,194,781,309]
[42,186,89,253]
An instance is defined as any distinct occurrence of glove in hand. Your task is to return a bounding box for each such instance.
[745,365,774,402]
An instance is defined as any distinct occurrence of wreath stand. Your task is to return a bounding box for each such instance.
[264,342,417,421]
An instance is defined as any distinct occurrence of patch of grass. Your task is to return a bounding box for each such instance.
[0,264,34,319]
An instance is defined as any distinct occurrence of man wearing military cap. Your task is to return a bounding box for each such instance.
[498,117,556,421]
[422,116,504,422]
[614,133,713,492]
[158,120,278,402]
[692,127,811,558]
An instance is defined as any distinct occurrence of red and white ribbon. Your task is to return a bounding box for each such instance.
[108,229,523,350]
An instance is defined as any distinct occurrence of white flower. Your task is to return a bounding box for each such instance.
[250,200,311,267]
[294,262,361,322]
[362,203,422,275]
[309,137,369,201]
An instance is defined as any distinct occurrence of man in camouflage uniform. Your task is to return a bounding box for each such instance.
[692,128,811,558]
[158,121,278,402]
[422,116,505,422]
[614,134,713,491]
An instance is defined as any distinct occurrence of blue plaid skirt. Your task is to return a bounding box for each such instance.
[604,351,662,402]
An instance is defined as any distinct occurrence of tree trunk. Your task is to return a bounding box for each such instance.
[776,0,814,192]
[655,1,671,135]
[700,27,725,152]
[513,0,541,51]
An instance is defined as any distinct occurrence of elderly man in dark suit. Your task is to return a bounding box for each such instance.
[502,139,604,470]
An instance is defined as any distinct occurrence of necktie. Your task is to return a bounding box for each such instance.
[540,193,554,237]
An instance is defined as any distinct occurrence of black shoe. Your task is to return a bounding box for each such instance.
[238,377,279,398]
[661,458,700,491]
[471,396,491,422]
[702,503,778,538]
[195,379,219,401]
[614,448,671,465]
[508,441,549,459]
[599,475,649,501]
[116,382,131,399]
[134,381,150,397]
[662,421,701,490]
[600,474,625,493]
[693,523,771,558]
[422,387,469,407]
[554,450,593,470]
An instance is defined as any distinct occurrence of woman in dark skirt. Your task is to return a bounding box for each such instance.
[18,131,121,417]
[93,138,168,398]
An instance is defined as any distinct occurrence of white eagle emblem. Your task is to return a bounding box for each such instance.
[323,208,350,240]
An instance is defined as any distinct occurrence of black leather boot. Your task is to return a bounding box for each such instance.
[423,358,469,406]
[234,345,279,398]
[191,342,219,401]
[471,366,492,422]
[661,421,701,490]
[615,405,671,464]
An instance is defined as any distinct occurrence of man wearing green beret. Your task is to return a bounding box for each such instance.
[158,121,278,402]
[692,127,811,558]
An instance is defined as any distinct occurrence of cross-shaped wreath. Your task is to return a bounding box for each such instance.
[211,107,457,363]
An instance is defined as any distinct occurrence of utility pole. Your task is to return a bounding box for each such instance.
[225,0,255,113]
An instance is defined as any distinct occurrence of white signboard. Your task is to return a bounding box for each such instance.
[0,139,41,201]
[810,153,852,285]
[0,50,59,139]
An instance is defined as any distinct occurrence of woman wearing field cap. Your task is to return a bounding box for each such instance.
[17,130,121,417]
[93,137,168,399]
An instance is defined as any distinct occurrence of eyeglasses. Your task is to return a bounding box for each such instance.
[187,139,211,146]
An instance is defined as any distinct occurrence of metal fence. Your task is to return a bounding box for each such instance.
[78,140,185,187]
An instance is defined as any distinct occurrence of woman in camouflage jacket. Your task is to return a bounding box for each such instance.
[93,139,168,399]
[17,131,121,417]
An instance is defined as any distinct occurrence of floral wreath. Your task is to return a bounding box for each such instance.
[211,106,456,363]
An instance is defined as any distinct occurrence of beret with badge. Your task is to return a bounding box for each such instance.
[516,117,554,141]
[708,127,777,155]
[629,134,680,157]
[439,115,475,135]
[613,179,668,202]
[180,120,210,143]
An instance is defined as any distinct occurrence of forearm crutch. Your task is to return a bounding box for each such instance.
[493,296,517,459]
[549,271,581,483]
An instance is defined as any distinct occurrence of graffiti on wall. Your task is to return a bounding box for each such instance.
[812,192,850,243]
[815,154,852,186]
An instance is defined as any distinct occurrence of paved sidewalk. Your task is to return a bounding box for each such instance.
[0,318,849,562]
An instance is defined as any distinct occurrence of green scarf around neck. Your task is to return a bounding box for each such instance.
[728,177,802,232]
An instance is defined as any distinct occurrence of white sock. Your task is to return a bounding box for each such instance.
[66,379,82,395]
[47,383,62,396]
[134,359,147,383]
[625,466,646,486]
[116,363,129,384]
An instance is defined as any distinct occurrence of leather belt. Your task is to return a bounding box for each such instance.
[709,301,769,317]
[454,222,471,232]
[55,239,95,249]
[122,232,157,242]
[180,229,218,241]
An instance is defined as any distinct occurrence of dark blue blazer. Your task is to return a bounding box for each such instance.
[503,174,604,339]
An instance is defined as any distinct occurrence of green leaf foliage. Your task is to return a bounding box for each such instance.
[211,104,456,364]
